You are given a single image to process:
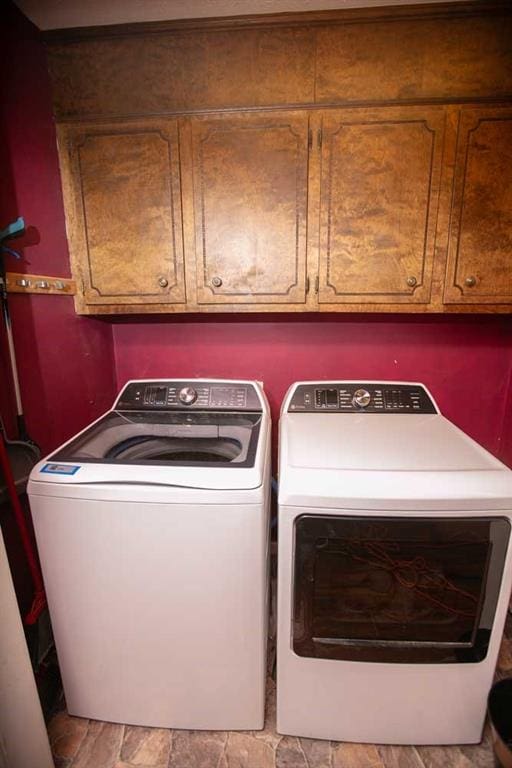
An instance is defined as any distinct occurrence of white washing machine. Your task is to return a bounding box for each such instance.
[28,379,270,730]
[277,381,512,745]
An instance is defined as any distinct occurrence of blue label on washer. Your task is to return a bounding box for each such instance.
[41,463,81,475]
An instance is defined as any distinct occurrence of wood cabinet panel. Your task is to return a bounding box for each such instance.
[444,107,512,304]
[316,14,512,105]
[317,107,446,305]
[47,7,512,120]
[48,6,512,315]
[47,27,315,120]
[58,119,185,310]
[184,112,310,306]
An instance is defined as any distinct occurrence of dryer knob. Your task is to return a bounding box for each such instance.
[178,386,198,405]
[352,388,371,408]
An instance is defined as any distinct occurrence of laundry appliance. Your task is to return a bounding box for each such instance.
[277,381,512,744]
[28,379,270,730]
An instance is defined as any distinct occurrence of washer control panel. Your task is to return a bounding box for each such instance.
[116,381,262,411]
[288,383,437,413]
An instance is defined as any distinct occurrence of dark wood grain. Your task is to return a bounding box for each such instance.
[57,119,186,312]
[183,111,310,306]
[47,4,512,316]
[46,5,512,121]
[316,14,512,106]
[444,106,512,305]
[317,106,446,305]
[47,27,315,120]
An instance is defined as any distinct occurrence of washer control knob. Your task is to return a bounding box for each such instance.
[352,388,371,408]
[178,386,198,405]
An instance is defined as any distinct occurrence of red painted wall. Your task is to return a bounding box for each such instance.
[113,315,512,467]
[0,2,116,454]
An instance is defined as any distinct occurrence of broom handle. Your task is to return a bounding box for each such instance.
[3,302,23,417]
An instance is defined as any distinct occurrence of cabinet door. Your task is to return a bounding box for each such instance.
[58,119,185,311]
[317,107,447,305]
[444,107,512,304]
[184,111,309,306]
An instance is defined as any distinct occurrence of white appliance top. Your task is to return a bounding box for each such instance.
[279,381,512,510]
[29,379,270,497]
[286,414,500,473]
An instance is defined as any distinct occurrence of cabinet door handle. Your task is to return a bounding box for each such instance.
[406,275,417,287]
[211,276,223,288]
[158,276,168,288]
[465,275,477,288]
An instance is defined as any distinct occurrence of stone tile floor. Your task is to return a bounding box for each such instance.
[48,614,512,768]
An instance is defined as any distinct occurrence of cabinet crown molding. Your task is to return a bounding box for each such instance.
[42,0,511,42]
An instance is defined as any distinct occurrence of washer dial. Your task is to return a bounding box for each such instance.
[352,388,371,408]
[178,386,198,405]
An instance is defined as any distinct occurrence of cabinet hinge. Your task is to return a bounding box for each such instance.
[317,128,323,150]
[315,275,319,294]
[308,129,313,150]
[305,276,310,294]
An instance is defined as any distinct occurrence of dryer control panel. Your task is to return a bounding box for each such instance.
[287,383,437,413]
[116,381,263,411]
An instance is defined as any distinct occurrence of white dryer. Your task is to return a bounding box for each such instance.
[277,381,512,745]
[28,379,270,730]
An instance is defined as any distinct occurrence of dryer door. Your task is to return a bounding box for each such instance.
[293,515,510,664]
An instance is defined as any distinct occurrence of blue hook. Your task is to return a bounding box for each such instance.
[0,217,25,244]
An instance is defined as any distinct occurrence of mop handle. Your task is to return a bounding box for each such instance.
[0,216,25,419]
[1,297,23,417]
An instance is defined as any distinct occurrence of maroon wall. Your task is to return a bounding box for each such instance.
[0,2,115,454]
[113,315,512,467]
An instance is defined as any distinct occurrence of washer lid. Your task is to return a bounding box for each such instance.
[284,413,503,472]
[48,410,261,469]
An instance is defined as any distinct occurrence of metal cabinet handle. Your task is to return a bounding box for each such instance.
[211,276,223,288]
[465,275,477,288]
[406,275,417,287]
[158,276,168,288]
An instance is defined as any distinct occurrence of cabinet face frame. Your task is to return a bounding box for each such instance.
[56,106,512,316]
[444,105,512,306]
[181,110,313,309]
[57,118,186,312]
[316,105,448,307]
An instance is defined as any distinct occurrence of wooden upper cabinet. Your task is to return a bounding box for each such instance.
[183,112,310,306]
[49,8,512,315]
[317,106,447,305]
[48,28,315,120]
[444,106,512,305]
[58,119,185,311]
[315,14,512,105]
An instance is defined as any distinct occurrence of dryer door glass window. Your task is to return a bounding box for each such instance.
[293,515,510,663]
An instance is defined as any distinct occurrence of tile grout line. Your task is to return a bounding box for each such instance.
[297,736,311,768]
[412,744,428,768]
[167,729,174,768]
[213,731,229,768]
[117,724,126,766]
